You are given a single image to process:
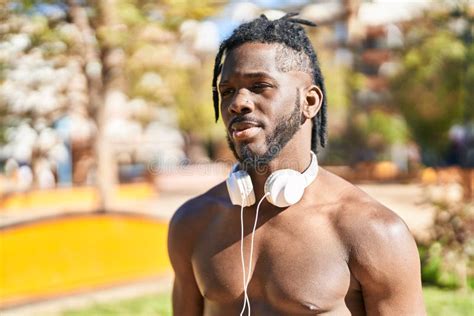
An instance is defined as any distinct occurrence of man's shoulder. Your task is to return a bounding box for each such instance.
[323,172,422,305]
[321,170,413,253]
[338,195,411,248]
[168,181,230,261]
[169,181,228,240]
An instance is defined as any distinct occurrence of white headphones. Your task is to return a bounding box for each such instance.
[226,151,319,208]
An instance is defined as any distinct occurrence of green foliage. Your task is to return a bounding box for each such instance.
[320,62,351,112]
[328,109,409,163]
[159,0,222,30]
[420,243,443,285]
[325,55,411,164]
[464,40,474,122]
[419,243,469,289]
[354,110,408,146]
[391,11,473,166]
[118,1,145,27]
[169,63,223,140]
[418,202,474,290]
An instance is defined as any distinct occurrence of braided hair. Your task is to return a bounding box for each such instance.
[212,13,327,151]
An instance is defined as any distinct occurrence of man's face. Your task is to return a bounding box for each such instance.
[219,42,306,169]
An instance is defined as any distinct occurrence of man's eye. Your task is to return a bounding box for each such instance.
[220,88,234,97]
[251,83,271,92]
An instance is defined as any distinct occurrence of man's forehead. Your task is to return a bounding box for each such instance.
[220,42,313,85]
[221,42,280,75]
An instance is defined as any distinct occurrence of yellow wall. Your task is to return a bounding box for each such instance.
[0,214,171,308]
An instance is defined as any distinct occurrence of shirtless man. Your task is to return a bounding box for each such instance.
[168,14,425,315]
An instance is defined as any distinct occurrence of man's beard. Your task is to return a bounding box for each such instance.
[226,94,302,171]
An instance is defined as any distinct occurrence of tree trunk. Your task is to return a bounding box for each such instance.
[67,0,117,212]
[96,0,128,211]
[462,168,473,201]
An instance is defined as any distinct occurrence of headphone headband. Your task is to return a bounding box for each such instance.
[226,151,319,207]
[302,151,319,187]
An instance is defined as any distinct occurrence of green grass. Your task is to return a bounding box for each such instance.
[62,287,473,316]
[62,292,172,316]
[423,287,474,316]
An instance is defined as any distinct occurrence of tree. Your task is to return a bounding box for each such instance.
[390,5,473,167]
[1,0,224,208]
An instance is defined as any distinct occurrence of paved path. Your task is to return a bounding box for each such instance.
[1,276,173,316]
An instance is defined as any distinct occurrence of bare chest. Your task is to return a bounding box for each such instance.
[192,213,353,313]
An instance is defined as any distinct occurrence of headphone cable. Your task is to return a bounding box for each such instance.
[240,193,269,316]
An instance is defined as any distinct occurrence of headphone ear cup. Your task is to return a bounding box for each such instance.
[226,172,242,206]
[226,170,256,206]
[264,170,305,207]
[283,175,305,205]
[237,171,256,206]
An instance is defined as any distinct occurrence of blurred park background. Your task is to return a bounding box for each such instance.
[0,0,473,315]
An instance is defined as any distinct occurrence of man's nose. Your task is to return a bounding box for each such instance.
[229,91,253,115]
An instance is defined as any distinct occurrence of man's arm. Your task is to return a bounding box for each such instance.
[348,204,426,315]
[168,202,204,315]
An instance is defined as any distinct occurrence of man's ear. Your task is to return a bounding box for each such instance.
[302,85,323,119]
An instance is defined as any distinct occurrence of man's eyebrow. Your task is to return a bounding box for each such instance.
[219,72,277,85]
[243,72,277,80]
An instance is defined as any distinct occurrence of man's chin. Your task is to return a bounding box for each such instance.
[236,145,276,170]
[228,136,261,160]
[226,135,282,170]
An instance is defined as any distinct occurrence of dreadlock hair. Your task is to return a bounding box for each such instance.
[212,12,328,152]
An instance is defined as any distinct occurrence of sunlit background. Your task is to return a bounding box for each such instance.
[0,0,473,315]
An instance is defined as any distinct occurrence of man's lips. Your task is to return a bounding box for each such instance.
[229,120,262,140]
[232,126,261,140]
[231,121,259,131]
